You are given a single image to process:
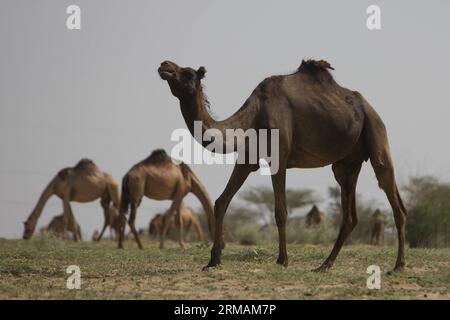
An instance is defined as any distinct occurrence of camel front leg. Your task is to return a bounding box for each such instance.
[96,197,110,241]
[271,166,288,267]
[62,197,79,242]
[203,164,256,270]
[128,203,143,249]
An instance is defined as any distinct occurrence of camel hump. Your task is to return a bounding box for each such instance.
[298,59,334,72]
[74,158,97,171]
[297,59,336,84]
[144,149,171,164]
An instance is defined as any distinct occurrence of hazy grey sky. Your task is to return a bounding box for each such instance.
[1,1,449,238]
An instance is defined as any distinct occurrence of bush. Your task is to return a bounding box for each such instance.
[404,176,450,248]
[235,224,263,245]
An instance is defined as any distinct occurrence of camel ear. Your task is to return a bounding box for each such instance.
[197,66,206,79]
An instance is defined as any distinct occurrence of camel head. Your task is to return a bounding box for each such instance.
[22,220,35,239]
[158,61,206,99]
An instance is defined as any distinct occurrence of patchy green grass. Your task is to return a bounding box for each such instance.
[0,236,448,299]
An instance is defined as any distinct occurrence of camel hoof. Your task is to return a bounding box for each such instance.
[312,264,331,272]
[202,262,220,271]
[394,264,405,272]
[276,259,288,267]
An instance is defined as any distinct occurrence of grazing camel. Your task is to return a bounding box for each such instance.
[159,59,408,271]
[370,209,385,245]
[149,203,204,242]
[305,205,326,227]
[23,159,120,241]
[119,149,215,249]
[95,205,121,241]
[40,214,82,240]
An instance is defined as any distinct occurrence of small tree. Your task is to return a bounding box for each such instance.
[240,186,318,224]
[403,176,450,248]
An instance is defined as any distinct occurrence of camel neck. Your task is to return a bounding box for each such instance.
[179,89,258,151]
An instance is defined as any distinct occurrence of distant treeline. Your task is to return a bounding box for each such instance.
[194,175,449,248]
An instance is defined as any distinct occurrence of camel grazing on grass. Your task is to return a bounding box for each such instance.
[370,209,385,245]
[23,159,120,241]
[149,203,204,242]
[40,214,82,240]
[305,205,326,227]
[95,205,121,241]
[91,206,121,241]
[119,149,215,249]
[159,59,408,271]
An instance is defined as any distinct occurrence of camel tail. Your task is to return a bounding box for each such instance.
[180,162,216,240]
[120,175,131,215]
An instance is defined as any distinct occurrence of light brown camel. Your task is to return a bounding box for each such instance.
[91,206,121,241]
[40,213,82,240]
[95,205,121,241]
[305,205,326,227]
[118,149,215,249]
[159,59,408,272]
[23,159,121,241]
[370,209,385,245]
[149,203,204,242]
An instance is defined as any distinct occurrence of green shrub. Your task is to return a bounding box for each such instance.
[235,224,263,245]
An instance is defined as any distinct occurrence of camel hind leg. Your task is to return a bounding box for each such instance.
[364,110,408,270]
[371,152,407,271]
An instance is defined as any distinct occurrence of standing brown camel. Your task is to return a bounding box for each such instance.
[149,203,204,242]
[305,205,326,227]
[23,159,120,241]
[370,209,385,245]
[40,213,82,240]
[159,59,408,271]
[119,149,215,249]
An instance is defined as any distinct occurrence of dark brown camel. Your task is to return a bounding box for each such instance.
[149,203,204,242]
[370,209,385,245]
[159,59,408,272]
[305,205,326,227]
[119,149,215,249]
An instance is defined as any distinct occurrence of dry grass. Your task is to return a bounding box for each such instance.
[0,236,449,299]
